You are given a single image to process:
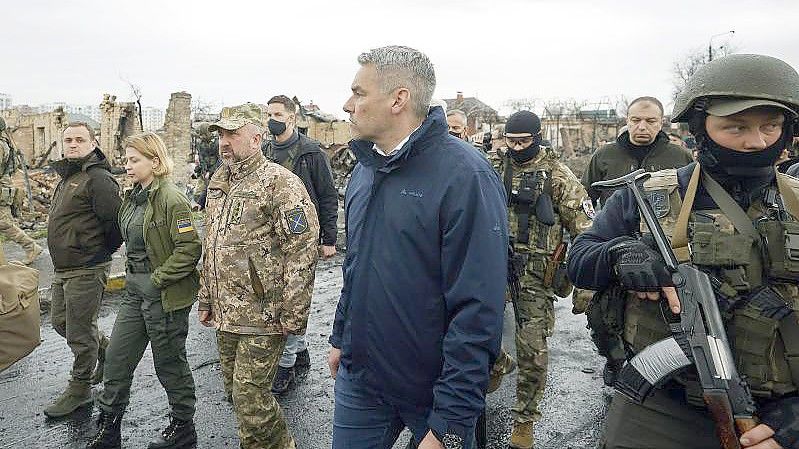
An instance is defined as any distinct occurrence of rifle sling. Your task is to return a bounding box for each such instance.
[672,164,701,262]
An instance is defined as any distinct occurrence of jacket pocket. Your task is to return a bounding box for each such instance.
[248,254,279,323]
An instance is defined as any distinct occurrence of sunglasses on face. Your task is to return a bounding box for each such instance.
[504,136,534,146]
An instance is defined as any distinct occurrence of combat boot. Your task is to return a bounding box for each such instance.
[487,350,517,394]
[91,336,110,385]
[602,359,624,387]
[270,365,295,395]
[22,243,42,265]
[44,381,93,418]
[86,411,122,449]
[147,416,197,449]
[509,421,534,449]
[294,348,311,368]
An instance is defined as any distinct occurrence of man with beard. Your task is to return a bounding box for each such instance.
[580,96,693,386]
[488,110,593,449]
[199,104,319,449]
[568,54,799,449]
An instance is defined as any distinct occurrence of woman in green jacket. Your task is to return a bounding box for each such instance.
[88,132,202,449]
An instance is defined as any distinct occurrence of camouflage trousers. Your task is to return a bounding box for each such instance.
[512,270,555,424]
[216,331,296,449]
[0,206,36,253]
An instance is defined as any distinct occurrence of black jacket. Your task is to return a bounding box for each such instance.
[263,133,338,245]
[48,148,122,271]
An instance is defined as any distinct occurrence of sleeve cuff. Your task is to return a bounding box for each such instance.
[197,302,211,311]
[328,334,341,349]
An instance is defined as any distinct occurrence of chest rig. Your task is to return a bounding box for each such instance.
[626,165,799,398]
[502,150,557,254]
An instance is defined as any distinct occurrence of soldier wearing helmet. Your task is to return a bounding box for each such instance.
[568,54,799,449]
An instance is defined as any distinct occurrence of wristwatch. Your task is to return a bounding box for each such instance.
[440,433,464,449]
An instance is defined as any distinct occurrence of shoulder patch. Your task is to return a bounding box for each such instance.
[176,216,195,234]
[284,207,309,235]
[645,189,670,218]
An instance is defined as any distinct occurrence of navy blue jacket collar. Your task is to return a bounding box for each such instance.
[349,106,448,172]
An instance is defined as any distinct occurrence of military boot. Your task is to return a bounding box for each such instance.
[509,421,534,449]
[91,336,110,385]
[271,365,295,395]
[44,381,93,418]
[147,416,197,449]
[487,350,517,394]
[86,411,122,449]
[22,243,43,266]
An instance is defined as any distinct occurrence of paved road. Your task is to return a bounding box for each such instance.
[0,245,609,449]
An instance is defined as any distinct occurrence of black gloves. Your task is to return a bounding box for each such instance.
[608,237,673,292]
[760,396,799,449]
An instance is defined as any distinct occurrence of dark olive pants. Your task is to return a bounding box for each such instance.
[50,263,110,384]
[602,387,722,449]
[97,273,196,420]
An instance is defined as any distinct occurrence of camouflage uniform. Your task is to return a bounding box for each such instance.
[199,146,319,449]
[0,138,38,257]
[489,146,592,424]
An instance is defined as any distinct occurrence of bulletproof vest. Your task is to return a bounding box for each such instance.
[502,149,559,262]
[625,166,799,398]
[264,140,301,172]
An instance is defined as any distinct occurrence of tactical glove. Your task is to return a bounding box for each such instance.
[759,396,799,449]
[609,237,673,292]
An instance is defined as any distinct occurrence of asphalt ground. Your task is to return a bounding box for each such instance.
[1,241,609,449]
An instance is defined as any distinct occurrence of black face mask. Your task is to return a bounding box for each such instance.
[698,130,791,174]
[509,135,543,163]
[449,130,463,139]
[268,119,287,136]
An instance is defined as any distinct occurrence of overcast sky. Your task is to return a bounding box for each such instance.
[6,0,799,118]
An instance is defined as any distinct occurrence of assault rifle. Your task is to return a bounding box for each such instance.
[592,169,758,449]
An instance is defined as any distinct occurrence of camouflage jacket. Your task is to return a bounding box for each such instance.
[489,146,593,269]
[0,139,12,188]
[198,151,320,335]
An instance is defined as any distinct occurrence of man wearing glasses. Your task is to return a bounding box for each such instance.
[488,111,593,449]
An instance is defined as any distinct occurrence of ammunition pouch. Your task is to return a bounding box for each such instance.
[756,219,799,282]
[689,221,755,267]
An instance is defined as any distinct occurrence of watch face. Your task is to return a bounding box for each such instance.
[442,433,464,449]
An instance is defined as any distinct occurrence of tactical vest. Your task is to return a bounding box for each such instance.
[264,140,305,173]
[626,165,799,398]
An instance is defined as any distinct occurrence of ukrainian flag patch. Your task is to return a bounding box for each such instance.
[177,218,195,234]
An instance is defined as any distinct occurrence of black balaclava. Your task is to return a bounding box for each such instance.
[691,110,795,207]
[691,111,794,177]
[506,111,543,163]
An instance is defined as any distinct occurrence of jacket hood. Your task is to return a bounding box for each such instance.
[349,106,448,171]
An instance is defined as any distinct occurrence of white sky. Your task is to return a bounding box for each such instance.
[6,0,799,118]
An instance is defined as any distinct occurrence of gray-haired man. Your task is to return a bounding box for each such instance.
[328,45,508,449]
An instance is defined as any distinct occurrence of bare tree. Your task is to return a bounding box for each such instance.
[121,78,144,130]
[504,97,540,113]
[672,44,737,101]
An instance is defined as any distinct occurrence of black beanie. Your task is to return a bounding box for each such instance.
[505,111,541,135]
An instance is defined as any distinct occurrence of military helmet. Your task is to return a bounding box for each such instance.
[672,54,799,123]
[0,117,5,132]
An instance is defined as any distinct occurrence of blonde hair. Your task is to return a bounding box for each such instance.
[123,132,174,178]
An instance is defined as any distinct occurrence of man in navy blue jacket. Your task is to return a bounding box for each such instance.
[328,46,509,449]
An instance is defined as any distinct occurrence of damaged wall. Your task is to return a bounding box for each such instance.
[0,107,68,166]
[99,94,141,164]
[159,92,192,187]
